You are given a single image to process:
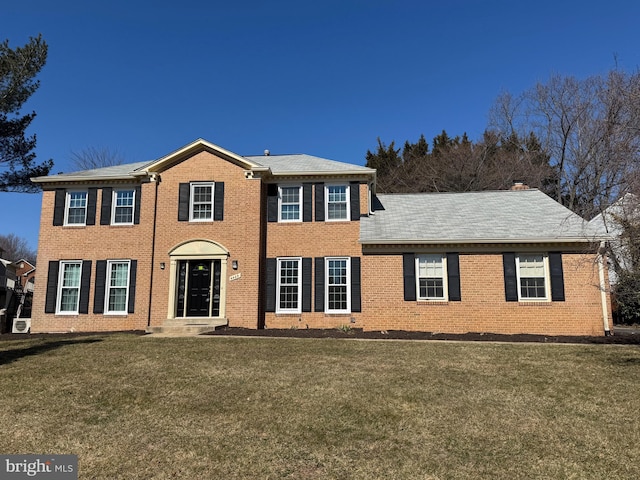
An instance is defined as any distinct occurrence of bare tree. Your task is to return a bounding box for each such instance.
[490,69,640,219]
[70,146,125,171]
[0,233,36,264]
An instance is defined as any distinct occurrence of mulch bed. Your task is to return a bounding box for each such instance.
[1,328,638,345]
[204,327,640,345]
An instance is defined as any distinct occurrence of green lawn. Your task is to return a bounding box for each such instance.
[1,334,639,479]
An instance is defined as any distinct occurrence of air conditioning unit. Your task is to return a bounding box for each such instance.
[12,318,31,334]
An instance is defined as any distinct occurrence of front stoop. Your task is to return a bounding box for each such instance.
[145,319,228,337]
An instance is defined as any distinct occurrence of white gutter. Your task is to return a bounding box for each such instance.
[597,241,611,335]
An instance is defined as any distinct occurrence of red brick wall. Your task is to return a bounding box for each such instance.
[32,182,155,333]
[264,183,366,329]
[148,151,263,328]
[361,252,609,336]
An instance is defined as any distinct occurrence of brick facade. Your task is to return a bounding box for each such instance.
[31,139,611,336]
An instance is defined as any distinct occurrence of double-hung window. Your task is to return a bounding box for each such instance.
[106,260,130,313]
[279,186,302,222]
[57,261,82,313]
[65,191,88,225]
[112,190,135,225]
[325,185,350,221]
[416,254,447,300]
[517,254,549,300]
[326,257,350,313]
[276,258,301,313]
[190,182,214,221]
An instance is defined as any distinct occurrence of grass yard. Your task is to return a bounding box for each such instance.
[1,334,639,479]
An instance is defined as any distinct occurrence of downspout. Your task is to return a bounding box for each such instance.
[597,241,611,336]
[147,174,160,328]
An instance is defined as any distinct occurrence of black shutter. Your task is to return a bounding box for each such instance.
[79,261,92,314]
[314,257,325,312]
[93,260,107,313]
[267,184,278,222]
[351,257,362,312]
[214,182,224,221]
[447,253,461,301]
[503,253,518,302]
[86,188,97,225]
[53,189,65,226]
[100,187,113,225]
[549,252,565,302]
[134,186,141,224]
[403,253,416,301]
[350,182,360,221]
[128,260,137,313]
[265,258,276,312]
[178,183,190,221]
[44,261,59,313]
[302,257,312,312]
[303,183,313,222]
[315,183,325,222]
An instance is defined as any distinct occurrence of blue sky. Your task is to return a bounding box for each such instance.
[2,0,640,254]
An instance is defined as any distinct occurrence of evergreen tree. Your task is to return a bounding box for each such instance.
[0,34,52,192]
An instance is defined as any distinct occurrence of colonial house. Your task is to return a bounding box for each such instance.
[30,139,611,336]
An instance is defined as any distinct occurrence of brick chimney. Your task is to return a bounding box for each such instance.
[510,182,529,191]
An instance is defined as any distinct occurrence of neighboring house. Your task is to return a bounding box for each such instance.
[588,193,638,285]
[30,139,611,336]
[0,258,34,332]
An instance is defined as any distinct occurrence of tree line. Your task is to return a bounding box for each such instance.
[367,69,640,222]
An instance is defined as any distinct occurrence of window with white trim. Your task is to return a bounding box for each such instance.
[106,260,130,313]
[112,189,135,225]
[279,186,302,222]
[65,191,88,225]
[517,254,549,300]
[57,261,82,313]
[190,182,214,221]
[325,185,350,221]
[416,254,447,300]
[276,258,301,313]
[326,257,350,313]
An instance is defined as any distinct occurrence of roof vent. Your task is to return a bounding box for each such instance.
[264,149,270,156]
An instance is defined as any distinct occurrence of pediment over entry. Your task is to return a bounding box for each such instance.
[169,239,229,257]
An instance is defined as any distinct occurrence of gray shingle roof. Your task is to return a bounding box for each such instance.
[361,190,603,244]
[33,154,374,183]
[32,161,151,181]
[245,154,375,175]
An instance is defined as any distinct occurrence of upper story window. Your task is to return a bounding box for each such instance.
[112,189,135,225]
[325,185,350,221]
[517,254,549,300]
[416,254,447,301]
[279,186,302,222]
[178,181,224,223]
[190,182,214,221]
[65,191,87,225]
[57,261,82,314]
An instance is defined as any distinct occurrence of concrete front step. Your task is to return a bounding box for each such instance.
[146,319,227,337]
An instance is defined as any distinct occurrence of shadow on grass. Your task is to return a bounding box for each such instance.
[0,338,103,366]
